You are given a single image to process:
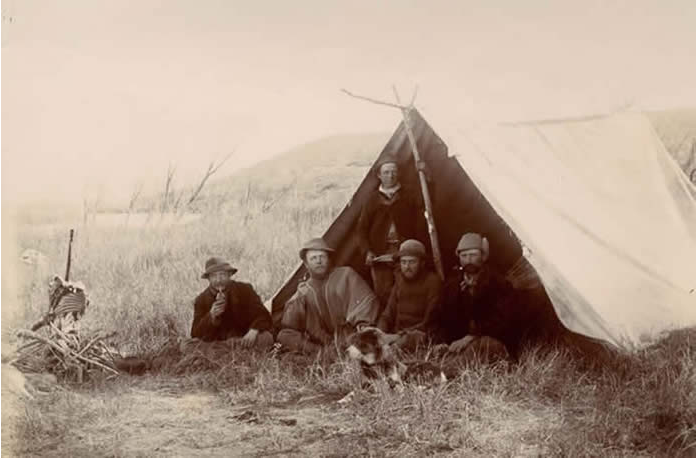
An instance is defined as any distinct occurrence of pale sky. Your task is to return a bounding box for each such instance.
[2,0,695,207]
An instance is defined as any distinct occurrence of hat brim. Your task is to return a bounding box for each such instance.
[299,247,335,260]
[201,266,238,279]
[393,250,426,261]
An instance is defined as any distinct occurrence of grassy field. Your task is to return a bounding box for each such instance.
[2,115,696,457]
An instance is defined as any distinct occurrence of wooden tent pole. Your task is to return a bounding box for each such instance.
[392,89,445,281]
[342,86,445,280]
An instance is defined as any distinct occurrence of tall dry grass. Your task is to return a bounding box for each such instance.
[10,184,348,352]
[6,147,695,456]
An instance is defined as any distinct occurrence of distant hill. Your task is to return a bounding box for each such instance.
[195,132,392,212]
[142,108,695,214]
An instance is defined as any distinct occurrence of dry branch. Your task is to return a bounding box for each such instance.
[186,149,237,208]
[161,163,177,214]
[341,89,404,109]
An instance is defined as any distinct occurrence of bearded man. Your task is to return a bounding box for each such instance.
[436,233,519,359]
[277,238,381,354]
[437,233,616,364]
[377,239,442,351]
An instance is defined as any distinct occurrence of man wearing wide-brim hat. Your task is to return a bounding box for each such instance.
[376,239,442,351]
[190,256,273,348]
[277,238,380,354]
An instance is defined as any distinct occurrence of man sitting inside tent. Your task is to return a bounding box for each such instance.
[436,233,565,360]
[377,239,442,351]
[358,157,427,311]
[190,256,274,349]
[277,238,381,354]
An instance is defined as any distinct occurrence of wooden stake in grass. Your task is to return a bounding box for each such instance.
[341,86,445,280]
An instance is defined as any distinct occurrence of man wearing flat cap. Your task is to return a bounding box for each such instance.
[190,256,274,349]
[377,239,442,351]
[277,238,380,354]
[357,157,428,312]
[436,232,514,359]
[437,233,614,363]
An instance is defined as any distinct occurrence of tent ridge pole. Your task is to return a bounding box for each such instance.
[400,106,445,280]
[342,86,446,280]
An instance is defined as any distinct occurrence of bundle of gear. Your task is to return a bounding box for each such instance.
[10,231,119,383]
[11,274,119,382]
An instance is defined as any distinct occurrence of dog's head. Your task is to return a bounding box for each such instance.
[345,327,400,366]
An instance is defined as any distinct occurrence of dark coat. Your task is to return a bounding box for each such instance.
[437,266,565,358]
[191,281,272,341]
[357,187,427,257]
[377,269,442,333]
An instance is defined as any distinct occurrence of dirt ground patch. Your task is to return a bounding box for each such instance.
[5,374,559,458]
[5,332,694,458]
[5,377,398,457]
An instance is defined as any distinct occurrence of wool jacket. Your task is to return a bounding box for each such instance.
[191,281,272,341]
[357,186,427,257]
[437,266,566,358]
[377,269,442,333]
[279,267,380,349]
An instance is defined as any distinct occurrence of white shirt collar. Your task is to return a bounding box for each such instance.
[378,183,401,198]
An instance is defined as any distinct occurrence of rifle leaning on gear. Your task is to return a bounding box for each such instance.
[30,229,88,332]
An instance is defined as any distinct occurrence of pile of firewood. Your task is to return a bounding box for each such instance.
[10,230,120,382]
[12,327,118,383]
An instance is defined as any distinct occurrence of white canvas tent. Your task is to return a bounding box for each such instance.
[271,109,696,349]
[424,110,696,347]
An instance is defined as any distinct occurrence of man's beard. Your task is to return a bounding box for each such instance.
[402,269,418,280]
[463,264,481,275]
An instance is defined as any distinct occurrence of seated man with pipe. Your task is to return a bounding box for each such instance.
[436,232,612,363]
[436,233,529,361]
[277,238,381,354]
[190,256,274,349]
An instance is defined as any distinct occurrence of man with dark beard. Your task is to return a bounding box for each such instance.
[437,233,615,364]
[436,233,519,360]
[377,240,442,351]
[277,238,381,354]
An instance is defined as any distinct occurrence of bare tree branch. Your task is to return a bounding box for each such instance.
[341,89,405,109]
[186,149,237,208]
[127,181,144,213]
[210,149,236,174]
[392,85,403,106]
[409,85,420,106]
[161,163,176,214]
[172,187,186,213]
